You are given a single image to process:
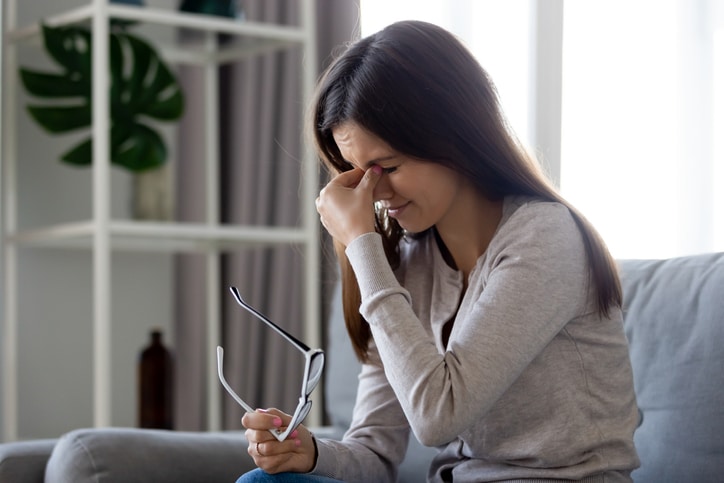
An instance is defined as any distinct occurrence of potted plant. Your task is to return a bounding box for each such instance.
[19,23,184,173]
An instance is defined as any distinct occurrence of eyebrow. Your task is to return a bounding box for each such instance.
[345,155,397,170]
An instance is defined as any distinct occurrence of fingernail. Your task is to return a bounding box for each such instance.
[372,165,382,175]
[295,438,301,447]
[272,417,282,427]
[257,408,268,413]
[290,429,299,438]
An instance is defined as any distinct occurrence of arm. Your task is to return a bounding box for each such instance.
[313,344,411,482]
[346,202,590,446]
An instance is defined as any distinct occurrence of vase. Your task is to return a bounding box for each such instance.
[132,163,175,221]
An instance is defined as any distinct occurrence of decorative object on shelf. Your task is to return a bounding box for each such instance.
[138,328,174,430]
[179,0,242,19]
[111,0,145,27]
[18,21,184,173]
[132,162,174,220]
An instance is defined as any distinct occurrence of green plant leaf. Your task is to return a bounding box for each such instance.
[42,25,91,78]
[27,104,91,133]
[61,122,165,171]
[19,70,86,97]
[113,123,166,171]
[121,33,184,121]
[19,24,184,172]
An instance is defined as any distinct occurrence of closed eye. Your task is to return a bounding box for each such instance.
[382,166,398,174]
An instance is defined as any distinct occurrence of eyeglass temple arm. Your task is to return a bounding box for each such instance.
[216,347,255,414]
[229,286,312,352]
[216,346,295,442]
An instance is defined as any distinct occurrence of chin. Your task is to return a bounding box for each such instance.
[395,219,433,235]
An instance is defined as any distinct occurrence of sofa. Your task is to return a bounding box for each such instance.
[1,251,723,482]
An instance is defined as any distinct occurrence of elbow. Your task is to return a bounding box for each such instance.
[410,423,457,447]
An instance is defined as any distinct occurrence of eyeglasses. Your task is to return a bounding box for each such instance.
[217,286,325,442]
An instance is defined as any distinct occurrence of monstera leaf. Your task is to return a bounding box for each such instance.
[19,24,184,172]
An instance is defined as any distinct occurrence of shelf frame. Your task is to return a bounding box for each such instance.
[1,0,320,441]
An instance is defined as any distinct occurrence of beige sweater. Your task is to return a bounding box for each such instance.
[314,196,640,482]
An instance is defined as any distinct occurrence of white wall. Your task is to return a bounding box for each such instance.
[2,0,178,440]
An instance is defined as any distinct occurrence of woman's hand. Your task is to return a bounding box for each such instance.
[316,165,382,246]
[242,408,317,474]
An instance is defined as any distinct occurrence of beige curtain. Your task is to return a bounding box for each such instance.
[174,0,360,431]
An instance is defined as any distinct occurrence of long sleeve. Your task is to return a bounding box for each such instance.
[345,201,590,445]
[318,196,639,482]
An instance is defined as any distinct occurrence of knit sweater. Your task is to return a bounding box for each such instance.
[313,196,640,482]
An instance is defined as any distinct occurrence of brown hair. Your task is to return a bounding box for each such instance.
[310,21,621,362]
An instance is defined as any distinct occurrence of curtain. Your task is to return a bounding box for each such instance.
[560,0,724,259]
[174,0,360,431]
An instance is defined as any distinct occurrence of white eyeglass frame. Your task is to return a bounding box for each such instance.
[216,286,325,442]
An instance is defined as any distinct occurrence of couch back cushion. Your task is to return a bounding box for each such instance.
[325,283,361,430]
[619,252,724,483]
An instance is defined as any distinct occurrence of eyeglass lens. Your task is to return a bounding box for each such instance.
[305,352,324,396]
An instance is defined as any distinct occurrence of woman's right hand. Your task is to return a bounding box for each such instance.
[316,165,382,247]
[242,408,317,474]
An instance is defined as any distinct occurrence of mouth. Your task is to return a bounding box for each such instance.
[384,202,410,218]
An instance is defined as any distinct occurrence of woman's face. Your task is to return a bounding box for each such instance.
[332,122,466,234]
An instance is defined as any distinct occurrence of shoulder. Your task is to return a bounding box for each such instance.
[489,195,587,265]
[504,195,576,226]
[501,196,581,243]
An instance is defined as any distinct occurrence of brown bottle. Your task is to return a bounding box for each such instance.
[138,329,174,429]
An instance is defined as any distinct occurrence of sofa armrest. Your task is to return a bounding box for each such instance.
[0,439,57,483]
[44,428,253,483]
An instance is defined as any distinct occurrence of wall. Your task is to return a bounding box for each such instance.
[2,0,179,440]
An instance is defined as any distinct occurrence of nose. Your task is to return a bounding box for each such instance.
[372,173,394,202]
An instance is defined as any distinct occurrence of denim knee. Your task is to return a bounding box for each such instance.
[236,468,344,483]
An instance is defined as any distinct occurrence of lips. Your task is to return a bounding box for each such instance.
[385,202,410,218]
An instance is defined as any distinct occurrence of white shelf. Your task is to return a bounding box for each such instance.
[6,221,311,252]
[2,0,320,441]
[6,4,306,65]
[7,4,307,42]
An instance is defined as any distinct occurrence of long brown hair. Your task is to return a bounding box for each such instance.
[310,21,621,362]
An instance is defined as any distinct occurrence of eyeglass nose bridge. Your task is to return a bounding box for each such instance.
[269,398,313,441]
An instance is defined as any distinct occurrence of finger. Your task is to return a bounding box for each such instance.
[268,407,296,427]
[329,167,365,187]
[357,165,382,192]
[241,408,284,431]
[251,429,302,458]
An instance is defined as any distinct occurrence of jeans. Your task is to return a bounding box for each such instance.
[236,469,345,483]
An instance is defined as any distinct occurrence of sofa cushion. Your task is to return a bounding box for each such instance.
[325,283,361,431]
[619,252,724,483]
[44,428,250,483]
[0,438,55,483]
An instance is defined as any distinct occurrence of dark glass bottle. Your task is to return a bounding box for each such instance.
[138,329,174,429]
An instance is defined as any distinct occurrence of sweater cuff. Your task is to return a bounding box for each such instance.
[309,438,340,479]
[344,233,397,299]
[345,233,411,321]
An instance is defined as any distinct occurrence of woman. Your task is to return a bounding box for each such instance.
[238,20,640,483]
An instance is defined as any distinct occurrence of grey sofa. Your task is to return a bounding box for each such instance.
[1,252,723,482]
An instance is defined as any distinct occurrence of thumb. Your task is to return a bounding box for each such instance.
[358,165,383,192]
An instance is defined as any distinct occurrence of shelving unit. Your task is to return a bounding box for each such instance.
[1,0,320,441]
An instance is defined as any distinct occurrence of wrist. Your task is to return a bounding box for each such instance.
[306,432,319,473]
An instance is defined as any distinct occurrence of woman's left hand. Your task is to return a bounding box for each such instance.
[242,408,317,474]
[316,165,382,246]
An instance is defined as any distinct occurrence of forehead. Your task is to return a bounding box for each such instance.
[331,122,394,169]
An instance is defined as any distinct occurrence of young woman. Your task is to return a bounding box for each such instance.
[237,20,640,483]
